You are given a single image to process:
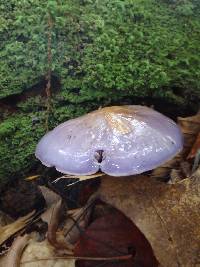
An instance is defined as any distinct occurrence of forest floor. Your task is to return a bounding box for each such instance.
[0,109,199,267]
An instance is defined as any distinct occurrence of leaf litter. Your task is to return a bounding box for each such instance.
[0,113,199,267]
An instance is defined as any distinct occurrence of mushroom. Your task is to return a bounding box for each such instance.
[35,105,183,176]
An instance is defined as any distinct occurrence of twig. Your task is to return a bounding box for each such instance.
[21,254,132,264]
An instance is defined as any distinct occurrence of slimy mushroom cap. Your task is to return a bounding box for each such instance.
[35,105,183,176]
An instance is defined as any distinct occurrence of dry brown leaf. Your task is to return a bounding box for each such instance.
[188,132,200,159]
[178,113,200,157]
[98,174,200,267]
[20,239,75,267]
[74,207,157,267]
[25,175,40,181]
[0,211,35,246]
[0,235,29,267]
[152,113,200,179]
[151,156,181,179]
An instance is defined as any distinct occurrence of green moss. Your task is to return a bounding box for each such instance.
[1,0,200,101]
[0,113,45,183]
[0,0,200,184]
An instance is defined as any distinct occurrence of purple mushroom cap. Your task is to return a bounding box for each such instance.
[35,105,183,176]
